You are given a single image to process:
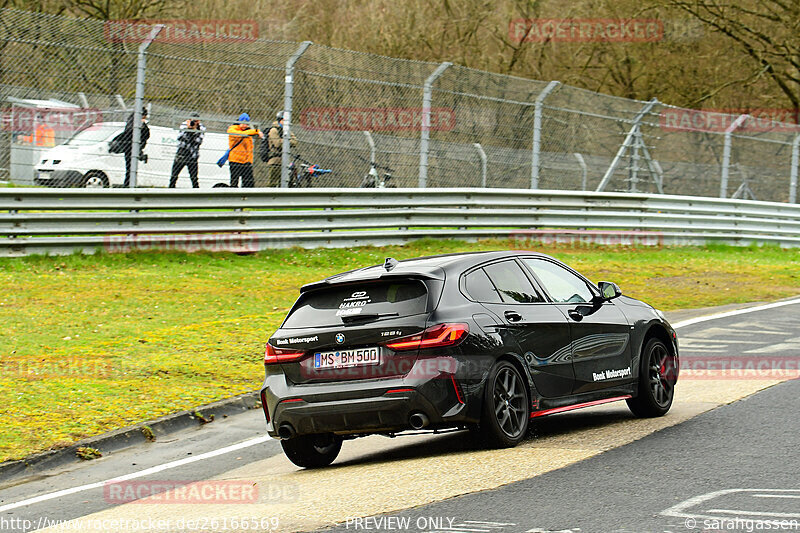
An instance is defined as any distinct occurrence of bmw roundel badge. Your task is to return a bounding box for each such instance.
[335,333,345,344]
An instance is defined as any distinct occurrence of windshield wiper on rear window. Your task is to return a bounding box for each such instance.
[340,312,399,323]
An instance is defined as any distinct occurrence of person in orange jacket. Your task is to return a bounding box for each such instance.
[226,113,264,188]
[18,120,55,147]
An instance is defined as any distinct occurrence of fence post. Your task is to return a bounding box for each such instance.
[596,98,658,193]
[531,81,560,189]
[281,41,312,188]
[720,114,748,198]
[363,131,376,166]
[473,143,487,187]
[129,24,163,188]
[573,152,587,190]
[790,134,800,203]
[419,62,452,188]
[628,126,643,193]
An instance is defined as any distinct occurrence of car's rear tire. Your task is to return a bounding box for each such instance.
[627,338,677,417]
[480,360,530,448]
[280,433,342,468]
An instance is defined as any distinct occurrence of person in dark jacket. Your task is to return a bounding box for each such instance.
[120,109,150,188]
[265,111,297,187]
[169,112,205,188]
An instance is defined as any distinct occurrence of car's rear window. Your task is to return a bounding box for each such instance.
[282,280,428,328]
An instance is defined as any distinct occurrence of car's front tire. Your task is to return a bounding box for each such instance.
[82,171,109,188]
[627,338,677,417]
[281,433,342,468]
[480,360,530,448]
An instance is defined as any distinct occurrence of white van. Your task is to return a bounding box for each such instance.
[34,122,234,188]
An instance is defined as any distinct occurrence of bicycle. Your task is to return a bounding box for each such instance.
[358,155,395,188]
[287,153,332,188]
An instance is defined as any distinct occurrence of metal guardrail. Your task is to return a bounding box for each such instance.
[2,188,800,256]
[7,8,800,203]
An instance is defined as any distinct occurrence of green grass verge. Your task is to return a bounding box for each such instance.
[1,239,799,462]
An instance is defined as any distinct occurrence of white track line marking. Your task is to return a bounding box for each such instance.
[5,299,800,514]
[753,494,800,499]
[672,297,800,329]
[661,489,800,520]
[0,436,269,513]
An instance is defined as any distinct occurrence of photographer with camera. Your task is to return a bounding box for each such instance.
[169,112,206,188]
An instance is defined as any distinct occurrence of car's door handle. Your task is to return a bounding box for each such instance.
[504,310,523,322]
[568,309,584,322]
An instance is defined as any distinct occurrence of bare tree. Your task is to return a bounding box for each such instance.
[669,0,800,109]
[65,0,185,20]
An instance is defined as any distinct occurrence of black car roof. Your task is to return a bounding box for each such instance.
[299,250,551,292]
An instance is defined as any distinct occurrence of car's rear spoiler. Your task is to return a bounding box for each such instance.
[300,269,445,294]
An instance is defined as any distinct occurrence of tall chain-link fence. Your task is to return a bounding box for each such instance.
[2,8,799,202]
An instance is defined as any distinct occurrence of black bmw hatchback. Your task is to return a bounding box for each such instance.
[260,251,679,468]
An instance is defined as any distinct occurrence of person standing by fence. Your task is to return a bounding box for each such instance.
[226,113,263,188]
[264,111,296,187]
[113,109,150,188]
[169,112,205,188]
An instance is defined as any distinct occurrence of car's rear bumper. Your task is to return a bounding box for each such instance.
[261,361,479,438]
[271,388,443,436]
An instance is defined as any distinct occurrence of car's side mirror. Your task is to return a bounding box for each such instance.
[597,281,622,301]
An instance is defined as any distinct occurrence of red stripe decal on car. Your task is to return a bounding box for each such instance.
[530,395,632,418]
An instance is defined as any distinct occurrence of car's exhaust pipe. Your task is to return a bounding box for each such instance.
[409,412,429,430]
[277,423,296,440]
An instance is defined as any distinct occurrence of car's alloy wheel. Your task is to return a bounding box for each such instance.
[280,433,342,469]
[481,360,530,447]
[83,171,108,188]
[627,338,677,417]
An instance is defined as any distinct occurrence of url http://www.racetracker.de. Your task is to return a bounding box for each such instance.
[0,515,281,533]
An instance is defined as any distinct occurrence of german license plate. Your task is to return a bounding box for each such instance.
[314,347,380,369]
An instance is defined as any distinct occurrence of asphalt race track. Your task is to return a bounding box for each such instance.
[1,298,798,533]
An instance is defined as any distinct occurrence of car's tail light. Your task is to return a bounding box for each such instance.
[384,323,469,351]
[265,343,306,364]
